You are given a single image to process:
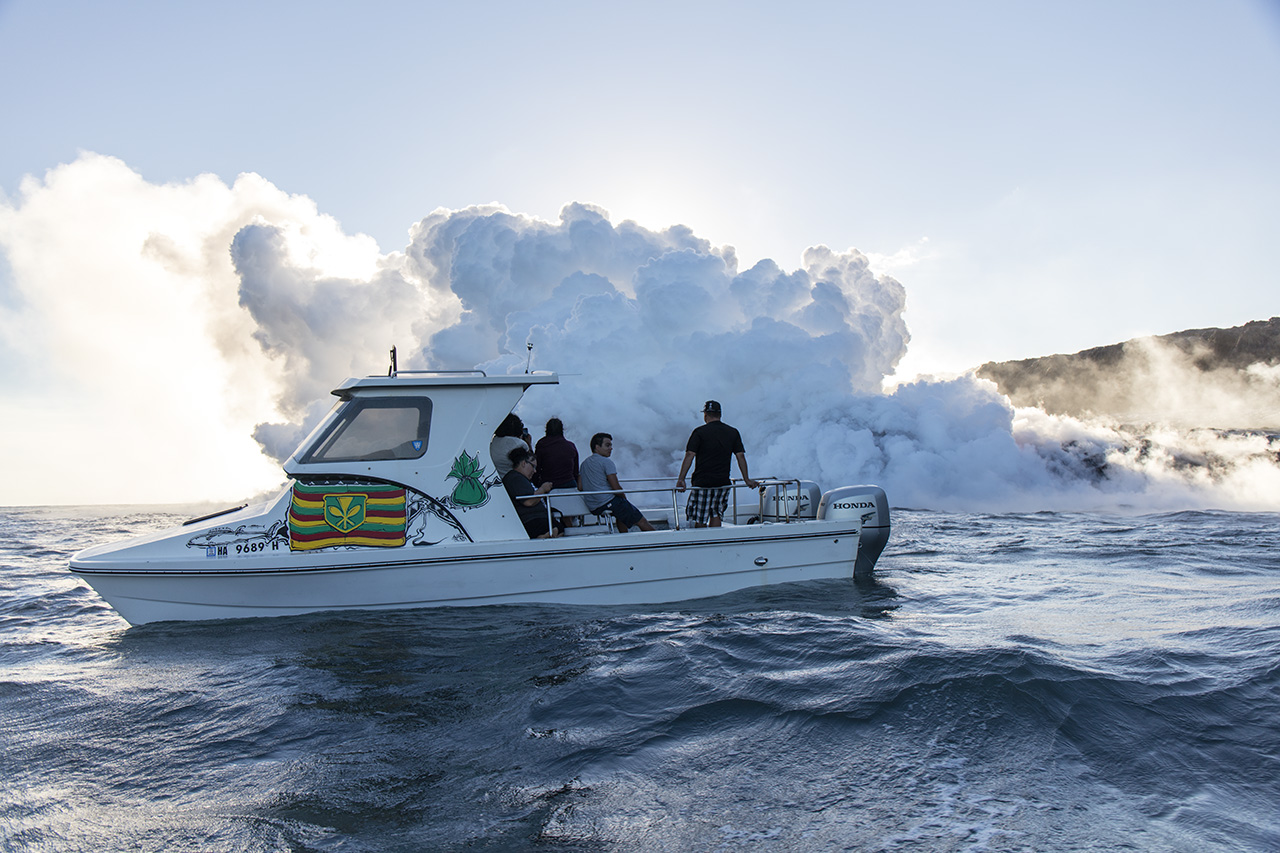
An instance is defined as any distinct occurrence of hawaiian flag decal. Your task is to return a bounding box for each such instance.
[289,482,407,551]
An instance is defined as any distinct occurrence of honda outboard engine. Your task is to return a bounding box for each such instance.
[730,480,821,524]
[817,485,890,578]
[760,480,821,521]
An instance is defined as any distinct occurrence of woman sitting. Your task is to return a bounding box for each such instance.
[501,448,563,539]
[490,413,530,478]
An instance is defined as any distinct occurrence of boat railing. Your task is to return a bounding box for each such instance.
[389,369,488,378]
[617,476,808,526]
[533,477,808,532]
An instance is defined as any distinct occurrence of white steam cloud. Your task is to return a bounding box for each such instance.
[2,153,1278,509]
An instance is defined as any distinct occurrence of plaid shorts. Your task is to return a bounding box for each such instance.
[685,486,731,525]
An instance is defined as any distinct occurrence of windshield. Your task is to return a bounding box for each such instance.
[298,397,432,463]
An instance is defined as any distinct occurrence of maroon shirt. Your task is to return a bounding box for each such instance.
[534,434,579,488]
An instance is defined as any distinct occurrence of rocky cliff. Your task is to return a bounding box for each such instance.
[975,317,1280,428]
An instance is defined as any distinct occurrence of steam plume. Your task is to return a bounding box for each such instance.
[232,198,1280,511]
[2,153,1277,509]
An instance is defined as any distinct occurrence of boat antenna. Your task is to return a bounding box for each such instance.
[388,345,398,377]
[525,341,533,374]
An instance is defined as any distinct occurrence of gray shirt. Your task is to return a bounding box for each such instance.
[578,453,618,511]
[490,436,527,477]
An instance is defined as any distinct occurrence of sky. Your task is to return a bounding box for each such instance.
[1,0,1278,507]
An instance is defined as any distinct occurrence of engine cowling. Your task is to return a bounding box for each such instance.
[818,485,890,577]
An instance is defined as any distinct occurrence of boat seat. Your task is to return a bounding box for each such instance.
[547,489,618,533]
[593,507,616,533]
[548,489,590,527]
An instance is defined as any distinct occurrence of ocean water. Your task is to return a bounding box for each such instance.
[1,506,1277,852]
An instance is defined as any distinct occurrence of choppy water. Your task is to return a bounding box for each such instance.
[1,505,1278,851]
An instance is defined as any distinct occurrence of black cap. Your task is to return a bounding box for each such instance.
[702,400,721,414]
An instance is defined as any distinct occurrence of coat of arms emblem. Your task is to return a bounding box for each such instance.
[324,493,367,533]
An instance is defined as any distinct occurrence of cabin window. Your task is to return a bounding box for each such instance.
[299,398,432,463]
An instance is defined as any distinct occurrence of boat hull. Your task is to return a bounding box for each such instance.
[71,521,863,625]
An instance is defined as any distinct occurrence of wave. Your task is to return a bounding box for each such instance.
[3,507,1279,850]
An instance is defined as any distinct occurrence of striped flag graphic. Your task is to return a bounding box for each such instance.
[288,482,407,551]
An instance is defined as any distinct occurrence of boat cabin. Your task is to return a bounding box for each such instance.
[284,370,561,543]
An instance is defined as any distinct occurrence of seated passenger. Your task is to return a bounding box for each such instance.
[534,417,579,489]
[502,448,563,539]
[490,413,529,478]
[577,432,656,533]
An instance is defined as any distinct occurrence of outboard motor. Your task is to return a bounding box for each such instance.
[760,480,821,521]
[730,480,821,524]
[817,485,890,578]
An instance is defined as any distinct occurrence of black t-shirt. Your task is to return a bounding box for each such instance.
[686,421,745,487]
[502,470,545,524]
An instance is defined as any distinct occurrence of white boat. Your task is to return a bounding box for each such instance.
[70,369,890,625]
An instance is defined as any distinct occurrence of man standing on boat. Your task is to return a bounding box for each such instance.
[578,433,656,533]
[676,400,759,528]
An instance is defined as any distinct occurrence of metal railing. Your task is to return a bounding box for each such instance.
[531,477,810,533]
[389,369,487,378]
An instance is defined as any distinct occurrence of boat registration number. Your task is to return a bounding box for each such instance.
[204,540,278,558]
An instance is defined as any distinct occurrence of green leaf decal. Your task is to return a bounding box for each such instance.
[447,451,489,506]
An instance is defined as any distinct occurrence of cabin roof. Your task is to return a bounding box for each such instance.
[333,371,560,397]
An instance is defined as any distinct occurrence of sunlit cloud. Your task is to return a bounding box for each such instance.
[3,153,1278,510]
[865,236,935,275]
